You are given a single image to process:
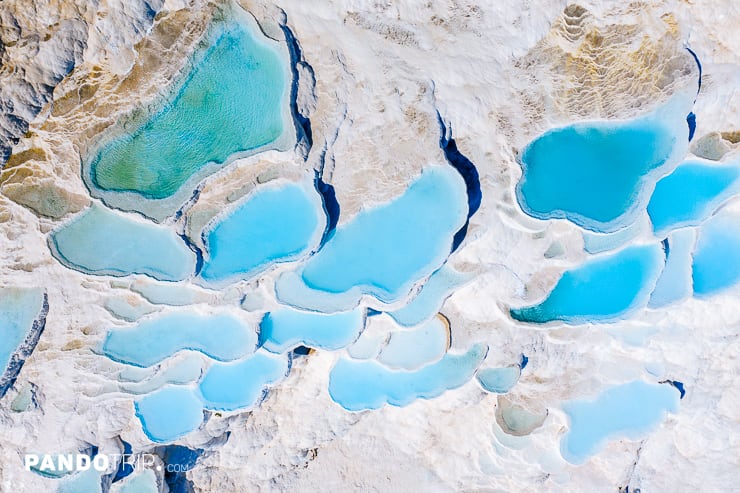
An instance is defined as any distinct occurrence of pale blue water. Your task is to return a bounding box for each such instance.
[0,288,44,378]
[103,311,256,367]
[582,220,641,254]
[649,228,695,307]
[560,380,679,464]
[511,244,664,324]
[135,386,204,442]
[692,214,740,296]
[104,297,156,322]
[56,467,103,493]
[517,101,685,233]
[328,344,486,411]
[117,469,158,493]
[388,266,470,327]
[276,166,468,311]
[198,350,289,411]
[476,366,520,394]
[375,316,449,370]
[648,159,740,234]
[50,204,196,281]
[200,182,323,285]
[121,354,203,394]
[259,307,364,353]
[87,11,289,209]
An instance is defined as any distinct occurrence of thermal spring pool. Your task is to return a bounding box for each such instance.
[102,310,256,367]
[511,244,664,324]
[199,181,325,286]
[276,165,468,311]
[258,307,365,353]
[516,94,690,233]
[375,315,450,371]
[692,213,740,296]
[85,4,292,218]
[135,386,204,443]
[49,204,196,281]
[476,366,521,394]
[560,381,680,464]
[647,158,740,235]
[0,288,46,396]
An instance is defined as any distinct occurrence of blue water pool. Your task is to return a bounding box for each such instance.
[511,244,664,324]
[259,307,365,353]
[50,204,196,281]
[648,159,740,234]
[328,344,486,411]
[476,366,521,394]
[85,4,292,218]
[388,265,470,327]
[0,288,45,389]
[560,380,680,464]
[276,165,468,311]
[375,316,450,370]
[199,181,324,285]
[649,228,695,307]
[198,350,289,411]
[116,469,158,493]
[135,386,204,442]
[57,468,104,493]
[516,95,690,233]
[103,310,256,367]
[692,213,740,296]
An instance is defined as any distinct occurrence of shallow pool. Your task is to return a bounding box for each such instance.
[115,469,158,493]
[198,350,289,411]
[649,228,695,307]
[375,315,450,371]
[511,244,664,324]
[516,95,690,233]
[476,365,521,394]
[648,159,740,234]
[199,181,324,285]
[328,344,486,411]
[259,307,365,353]
[0,288,45,391]
[560,380,679,464]
[692,213,740,296]
[276,165,468,311]
[103,310,256,367]
[86,5,291,218]
[135,386,204,442]
[50,204,196,281]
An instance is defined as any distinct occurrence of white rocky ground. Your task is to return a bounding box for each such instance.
[0,0,738,491]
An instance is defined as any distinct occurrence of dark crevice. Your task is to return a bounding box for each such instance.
[437,112,482,253]
[279,16,314,160]
[315,170,340,245]
[151,445,204,493]
[660,379,686,399]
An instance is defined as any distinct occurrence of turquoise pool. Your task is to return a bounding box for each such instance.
[516,95,690,233]
[50,204,196,281]
[103,310,256,367]
[135,386,204,442]
[328,344,486,411]
[649,228,695,307]
[199,181,324,286]
[276,165,468,311]
[259,307,365,353]
[476,366,521,394]
[648,159,740,234]
[560,380,679,464]
[511,244,664,324]
[198,350,289,411]
[0,288,45,389]
[86,4,292,218]
[692,213,740,296]
[375,316,450,370]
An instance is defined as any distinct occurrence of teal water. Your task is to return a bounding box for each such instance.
[511,244,664,324]
[50,204,196,281]
[517,100,686,233]
[88,12,289,208]
[135,386,204,442]
[560,381,679,464]
[692,214,740,296]
[649,228,695,307]
[388,266,470,327]
[648,159,740,234]
[198,350,289,411]
[328,344,486,411]
[476,366,520,394]
[103,311,256,367]
[375,316,449,370]
[259,307,364,353]
[0,288,44,377]
[200,182,324,285]
[276,166,468,311]
[117,469,158,493]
